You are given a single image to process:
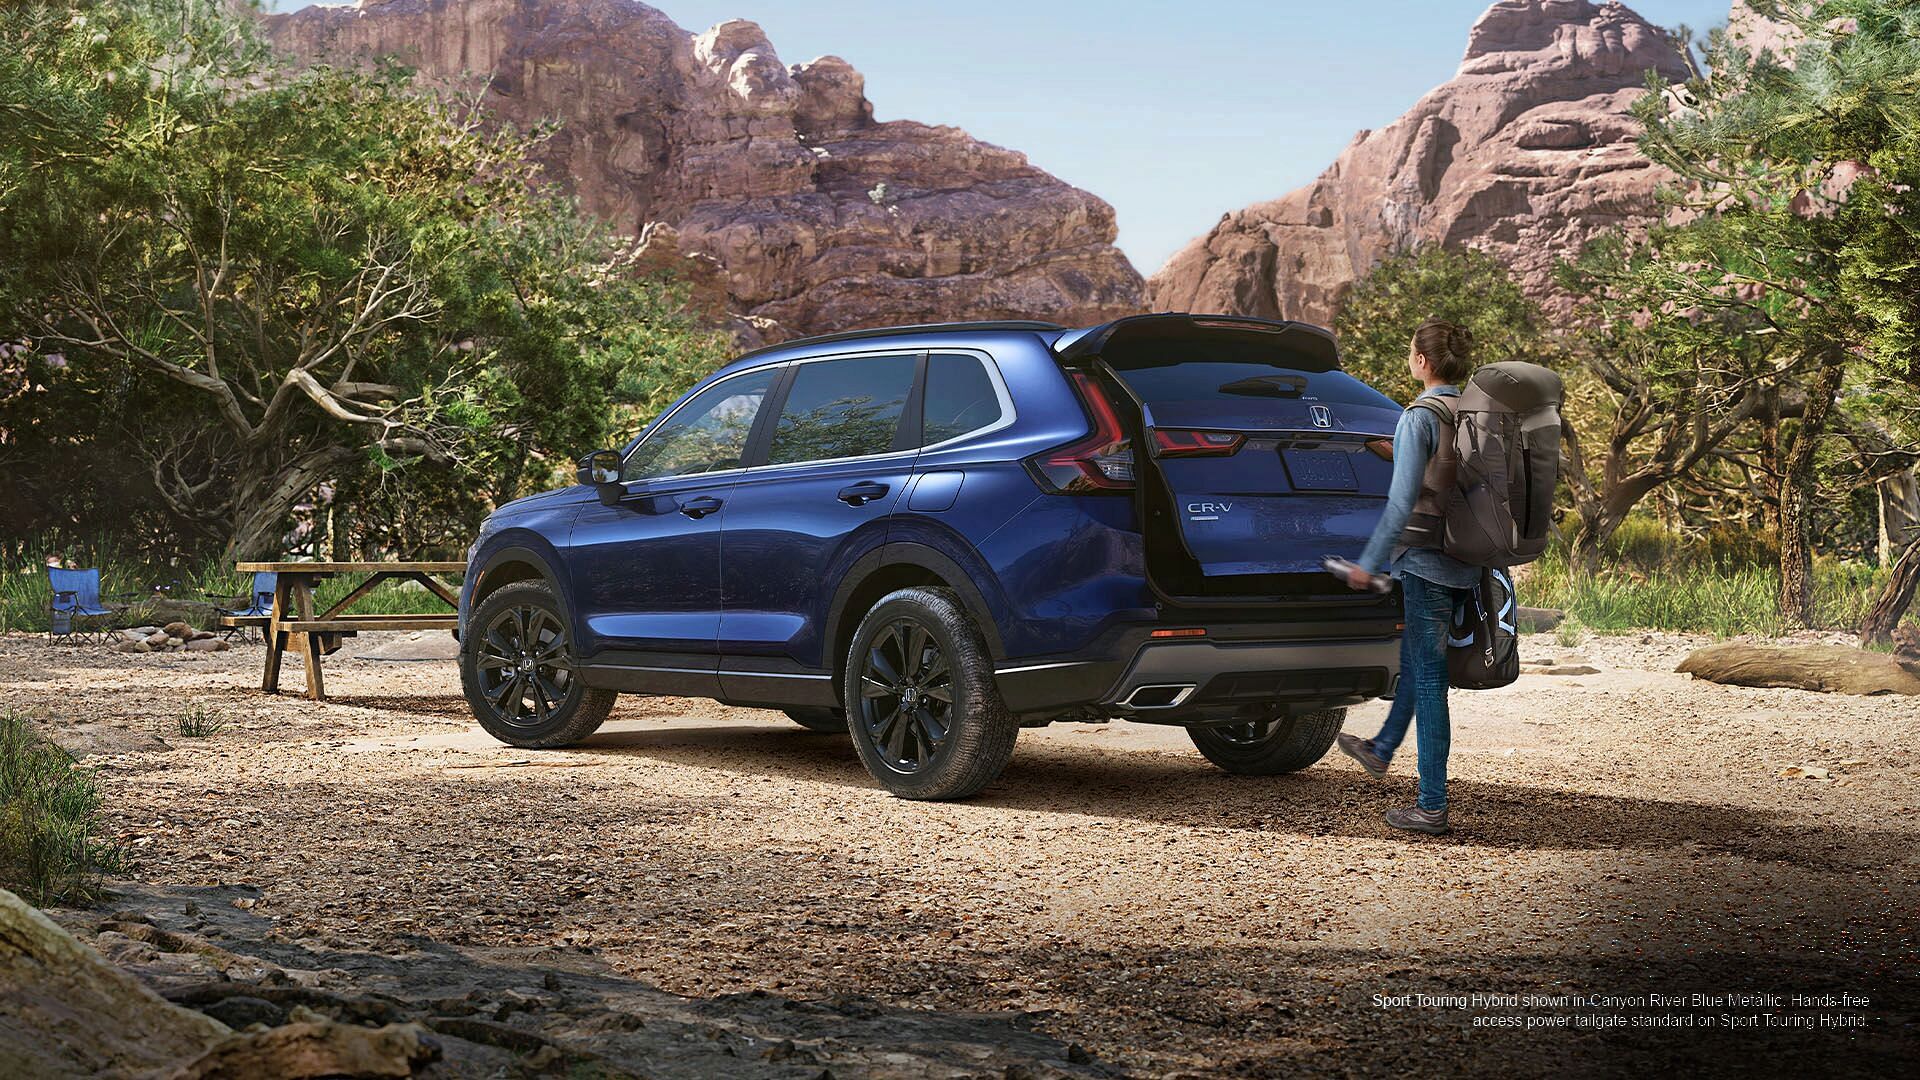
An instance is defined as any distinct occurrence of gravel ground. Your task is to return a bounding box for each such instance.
[6,629,1916,1077]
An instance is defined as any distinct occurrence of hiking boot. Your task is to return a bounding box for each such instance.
[1336,733,1388,777]
[1385,806,1450,835]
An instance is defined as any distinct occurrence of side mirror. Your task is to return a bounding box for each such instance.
[577,450,625,506]
[577,449,622,486]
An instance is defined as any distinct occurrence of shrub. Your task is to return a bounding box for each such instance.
[174,707,227,738]
[0,712,119,906]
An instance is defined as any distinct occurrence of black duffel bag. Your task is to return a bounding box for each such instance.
[1447,567,1519,690]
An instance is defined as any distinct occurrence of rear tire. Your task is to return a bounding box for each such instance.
[1187,707,1345,775]
[784,707,847,733]
[843,587,1018,800]
[461,581,616,748]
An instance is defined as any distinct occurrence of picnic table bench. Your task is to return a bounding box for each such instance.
[224,561,465,701]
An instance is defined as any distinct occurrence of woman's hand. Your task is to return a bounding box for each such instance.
[1345,565,1378,591]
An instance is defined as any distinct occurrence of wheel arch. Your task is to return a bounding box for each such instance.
[467,545,568,637]
[825,544,1006,694]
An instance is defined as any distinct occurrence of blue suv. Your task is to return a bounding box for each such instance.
[458,315,1405,799]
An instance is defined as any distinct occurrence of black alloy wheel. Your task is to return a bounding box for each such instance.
[461,580,615,748]
[857,617,954,773]
[1212,716,1282,747]
[1187,707,1346,775]
[475,603,574,728]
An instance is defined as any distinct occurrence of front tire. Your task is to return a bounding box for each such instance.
[461,581,615,748]
[1187,707,1345,776]
[843,587,1018,800]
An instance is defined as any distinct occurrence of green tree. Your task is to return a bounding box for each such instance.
[0,0,727,560]
[1333,246,1549,403]
[1632,0,1920,629]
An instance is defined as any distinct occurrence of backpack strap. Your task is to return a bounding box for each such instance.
[1397,395,1461,551]
[1408,395,1456,426]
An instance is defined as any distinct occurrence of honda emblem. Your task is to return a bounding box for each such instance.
[1309,405,1332,429]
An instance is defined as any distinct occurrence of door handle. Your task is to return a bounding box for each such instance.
[678,495,723,519]
[837,481,890,506]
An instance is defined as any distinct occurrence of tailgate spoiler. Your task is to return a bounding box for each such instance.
[1052,313,1341,371]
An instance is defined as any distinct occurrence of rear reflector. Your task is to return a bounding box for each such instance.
[1366,438,1394,461]
[1152,429,1245,457]
[1150,627,1207,638]
[1026,371,1134,493]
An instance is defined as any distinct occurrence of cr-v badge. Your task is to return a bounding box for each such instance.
[1309,404,1332,428]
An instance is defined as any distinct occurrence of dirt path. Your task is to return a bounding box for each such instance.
[6,631,1916,1077]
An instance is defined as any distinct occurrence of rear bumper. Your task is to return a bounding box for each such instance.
[995,628,1399,721]
[1103,637,1397,723]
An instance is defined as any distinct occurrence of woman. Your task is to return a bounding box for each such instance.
[1335,319,1480,836]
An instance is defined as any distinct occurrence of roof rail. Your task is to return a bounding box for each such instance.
[734,320,1068,362]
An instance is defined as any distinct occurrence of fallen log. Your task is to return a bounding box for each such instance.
[1516,607,1564,632]
[1676,642,1920,696]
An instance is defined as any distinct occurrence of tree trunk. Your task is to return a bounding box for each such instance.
[1570,474,1664,568]
[220,447,359,563]
[1777,354,1846,628]
[1861,538,1920,646]
[1879,469,1919,568]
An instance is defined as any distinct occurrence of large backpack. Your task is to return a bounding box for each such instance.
[1398,361,1564,568]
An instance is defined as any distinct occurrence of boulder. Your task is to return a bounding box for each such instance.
[0,888,229,1077]
[115,641,154,655]
[184,638,231,653]
[1149,0,1693,323]
[1676,642,1920,696]
[266,0,1144,339]
[146,631,172,647]
[162,622,197,640]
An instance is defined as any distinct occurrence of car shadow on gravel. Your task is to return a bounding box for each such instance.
[567,725,1908,871]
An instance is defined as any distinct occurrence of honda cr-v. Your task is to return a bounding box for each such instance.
[458,314,1404,799]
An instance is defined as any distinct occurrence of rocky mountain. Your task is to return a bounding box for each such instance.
[269,0,1144,343]
[1148,0,1695,324]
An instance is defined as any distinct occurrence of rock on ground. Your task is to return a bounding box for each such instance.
[48,883,1107,1079]
[1677,641,1920,696]
[0,887,228,1078]
[267,0,1144,341]
[1148,0,1693,323]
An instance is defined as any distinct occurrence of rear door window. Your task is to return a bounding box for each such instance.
[921,352,1003,445]
[765,354,916,466]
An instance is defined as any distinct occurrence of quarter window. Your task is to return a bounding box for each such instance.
[765,354,915,466]
[622,367,778,482]
[921,353,1002,445]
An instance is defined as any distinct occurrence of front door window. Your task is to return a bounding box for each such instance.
[623,368,778,482]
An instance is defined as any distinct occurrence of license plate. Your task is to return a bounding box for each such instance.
[1281,449,1357,491]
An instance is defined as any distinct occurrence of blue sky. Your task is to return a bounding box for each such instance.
[270,1,1735,275]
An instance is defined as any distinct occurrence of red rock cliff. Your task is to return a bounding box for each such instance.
[1147,0,1693,324]
[269,0,1144,341]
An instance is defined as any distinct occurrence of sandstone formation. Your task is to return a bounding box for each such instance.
[269,0,1143,342]
[1149,0,1694,325]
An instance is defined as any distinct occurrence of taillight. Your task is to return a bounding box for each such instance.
[1026,371,1134,493]
[1366,438,1394,461]
[1153,429,1245,457]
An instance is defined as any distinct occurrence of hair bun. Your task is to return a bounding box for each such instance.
[1447,324,1475,361]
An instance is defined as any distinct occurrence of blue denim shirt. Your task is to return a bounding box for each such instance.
[1357,385,1480,590]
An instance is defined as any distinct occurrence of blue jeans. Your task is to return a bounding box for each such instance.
[1371,572,1469,812]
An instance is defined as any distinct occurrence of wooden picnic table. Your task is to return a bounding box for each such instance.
[225,561,466,702]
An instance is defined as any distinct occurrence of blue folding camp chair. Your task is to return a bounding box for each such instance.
[47,567,123,645]
[218,572,277,642]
